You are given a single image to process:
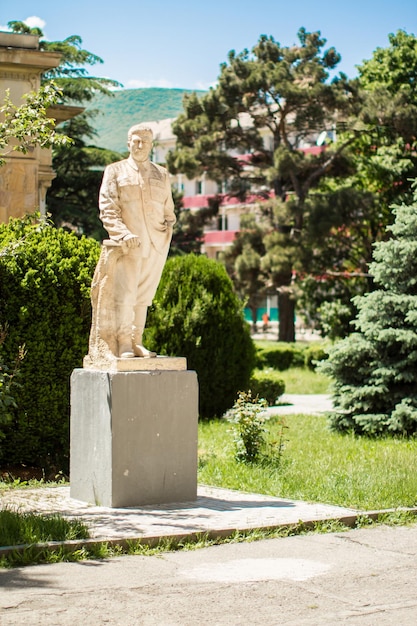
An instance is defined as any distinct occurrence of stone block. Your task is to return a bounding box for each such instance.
[70,368,198,507]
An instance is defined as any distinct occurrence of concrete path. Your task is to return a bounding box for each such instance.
[266,394,333,415]
[1,524,417,625]
[1,484,358,544]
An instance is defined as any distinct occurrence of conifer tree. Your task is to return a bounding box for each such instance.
[168,29,355,341]
[322,183,417,435]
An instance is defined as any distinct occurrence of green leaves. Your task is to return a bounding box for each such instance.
[0,327,24,430]
[227,391,268,463]
[0,84,72,165]
[358,30,417,99]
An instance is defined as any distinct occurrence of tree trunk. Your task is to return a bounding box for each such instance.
[250,304,258,334]
[278,288,295,342]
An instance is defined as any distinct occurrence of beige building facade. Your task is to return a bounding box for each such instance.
[0,31,80,223]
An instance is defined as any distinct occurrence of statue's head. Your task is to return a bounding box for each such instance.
[127,124,154,162]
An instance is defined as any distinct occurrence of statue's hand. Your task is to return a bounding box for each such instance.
[122,234,141,249]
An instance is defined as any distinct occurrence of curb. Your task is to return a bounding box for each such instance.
[1,507,417,560]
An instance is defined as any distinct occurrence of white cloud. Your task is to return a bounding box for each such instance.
[24,16,46,30]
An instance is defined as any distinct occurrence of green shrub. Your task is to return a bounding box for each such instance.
[304,343,328,370]
[256,343,305,371]
[254,347,268,369]
[318,299,354,341]
[0,214,100,469]
[145,254,256,418]
[249,370,285,406]
[0,326,24,432]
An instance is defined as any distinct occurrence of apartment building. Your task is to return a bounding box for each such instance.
[146,115,326,258]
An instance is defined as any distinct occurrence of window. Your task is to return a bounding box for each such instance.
[217,215,228,230]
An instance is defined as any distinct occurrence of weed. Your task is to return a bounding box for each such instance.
[226,391,268,463]
[225,391,287,467]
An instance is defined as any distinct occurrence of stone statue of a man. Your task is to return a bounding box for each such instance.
[86,123,176,364]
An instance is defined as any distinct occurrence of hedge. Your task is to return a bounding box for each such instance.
[145,254,256,418]
[248,370,285,406]
[0,215,100,470]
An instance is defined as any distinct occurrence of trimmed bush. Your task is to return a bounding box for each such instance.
[256,343,305,371]
[0,215,100,469]
[248,370,285,406]
[144,254,256,418]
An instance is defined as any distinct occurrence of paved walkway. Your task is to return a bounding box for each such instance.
[2,523,417,625]
[266,393,333,415]
[0,484,359,545]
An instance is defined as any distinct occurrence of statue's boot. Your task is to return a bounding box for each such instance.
[119,339,135,359]
[133,305,157,358]
[133,344,157,358]
[117,306,135,358]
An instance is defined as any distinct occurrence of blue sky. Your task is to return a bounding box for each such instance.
[1,0,416,90]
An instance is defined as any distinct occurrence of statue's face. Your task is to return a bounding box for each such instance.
[128,131,153,162]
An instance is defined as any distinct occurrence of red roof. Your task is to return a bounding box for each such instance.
[183,191,274,209]
[301,145,327,155]
[204,230,238,245]
[183,195,216,209]
[182,146,326,210]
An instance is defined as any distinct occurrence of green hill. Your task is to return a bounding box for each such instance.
[84,88,205,153]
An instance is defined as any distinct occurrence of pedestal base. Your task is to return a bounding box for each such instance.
[70,368,198,507]
[83,354,187,372]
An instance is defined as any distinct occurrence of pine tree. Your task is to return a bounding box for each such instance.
[322,183,417,435]
[168,29,356,341]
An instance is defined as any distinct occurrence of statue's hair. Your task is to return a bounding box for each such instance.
[127,123,154,141]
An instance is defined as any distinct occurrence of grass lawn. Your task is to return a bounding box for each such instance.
[0,509,89,547]
[198,413,417,511]
[253,339,332,394]
[277,367,331,394]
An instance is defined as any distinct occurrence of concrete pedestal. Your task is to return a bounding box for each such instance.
[70,368,198,507]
